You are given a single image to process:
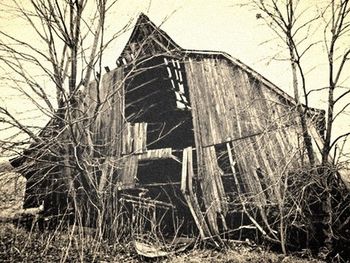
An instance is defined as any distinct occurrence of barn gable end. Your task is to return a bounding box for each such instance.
[117,13,181,66]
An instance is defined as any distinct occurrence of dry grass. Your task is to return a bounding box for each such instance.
[0,223,325,263]
[165,248,324,263]
[0,223,139,262]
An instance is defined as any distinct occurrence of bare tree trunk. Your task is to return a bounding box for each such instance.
[288,37,315,166]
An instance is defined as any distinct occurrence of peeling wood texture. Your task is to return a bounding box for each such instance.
[181,147,211,238]
[82,67,125,158]
[184,57,314,210]
[136,148,174,161]
[122,122,148,154]
[119,155,138,189]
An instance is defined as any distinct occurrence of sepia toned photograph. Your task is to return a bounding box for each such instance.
[0,1,350,262]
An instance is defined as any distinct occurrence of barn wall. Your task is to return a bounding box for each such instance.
[184,56,319,208]
[83,67,125,158]
[67,67,127,199]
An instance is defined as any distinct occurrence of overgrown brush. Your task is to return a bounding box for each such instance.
[0,222,328,263]
[0,223,138,262]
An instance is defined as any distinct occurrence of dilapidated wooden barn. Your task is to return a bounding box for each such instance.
[10,13,326,243]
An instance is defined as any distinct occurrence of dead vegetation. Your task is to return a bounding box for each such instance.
[0,223,138,262]
[0,223,325,263]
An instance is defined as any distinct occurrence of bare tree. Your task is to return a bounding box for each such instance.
[321,0,350,165]
[249,0,350,168]
[249,0,319,166]
[0,2,190,259]
[0,1,135,258]
[245,0,350,257]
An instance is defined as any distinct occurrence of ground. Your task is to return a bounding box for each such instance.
[0,223,325,263]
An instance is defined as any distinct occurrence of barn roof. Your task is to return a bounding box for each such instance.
[120,13,323,116]
[117,13,181,61]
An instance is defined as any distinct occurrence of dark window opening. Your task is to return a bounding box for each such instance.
[131,158,197,235]
[125,56,191,122]
[163,57,191,110]
[124,56,195,150]
[146,118,194,150]
[136,159,181,186]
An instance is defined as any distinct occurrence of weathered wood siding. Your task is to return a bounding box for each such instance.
[185,57,316,206]
[83,67,125,157]
[78,68,128,188]
[122,122,148,155]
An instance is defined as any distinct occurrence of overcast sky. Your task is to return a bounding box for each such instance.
[0,0,349,161]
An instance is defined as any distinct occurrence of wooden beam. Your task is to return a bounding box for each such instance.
[180,147,212,240]
[226,142,242,194]
[137,148,173,161]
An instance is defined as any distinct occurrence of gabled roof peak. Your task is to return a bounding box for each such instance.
[137,12,151,22]
[116,13,182,65]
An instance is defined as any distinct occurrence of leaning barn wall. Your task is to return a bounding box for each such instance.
[184,56,320,229]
